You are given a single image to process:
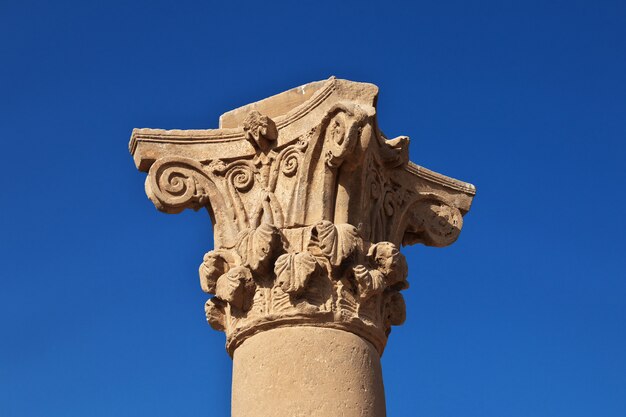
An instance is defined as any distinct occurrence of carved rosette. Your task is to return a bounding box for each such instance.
[130,78,475,356]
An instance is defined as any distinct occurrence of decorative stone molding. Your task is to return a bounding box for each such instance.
[130,77,475,356]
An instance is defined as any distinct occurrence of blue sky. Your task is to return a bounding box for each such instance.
[1,0,625,416]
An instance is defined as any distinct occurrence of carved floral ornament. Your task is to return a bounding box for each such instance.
[130,77,475,356]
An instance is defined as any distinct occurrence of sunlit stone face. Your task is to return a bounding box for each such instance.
[129,77,475,417]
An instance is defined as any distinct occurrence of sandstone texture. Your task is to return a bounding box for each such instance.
[129,77,475,416]
[232,327,385,417]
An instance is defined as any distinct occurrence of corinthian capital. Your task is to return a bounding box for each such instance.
[129,77,475,355]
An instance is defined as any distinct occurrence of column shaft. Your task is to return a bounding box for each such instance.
[231,327,386,417]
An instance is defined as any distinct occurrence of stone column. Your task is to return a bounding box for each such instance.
[129,77,475,417]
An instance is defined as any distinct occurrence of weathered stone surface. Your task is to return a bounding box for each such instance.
[232,327,386,417]
[129,77,475,416]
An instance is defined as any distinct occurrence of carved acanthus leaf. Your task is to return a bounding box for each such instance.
[354,265,385,301]
[205,297,226,332]
[274,251,318,296]
[384,291,406,328]
[310,221,360,267]
[199,249,233,294]
[215,266,255,311]
[367,242,408,289]
[235,223,281,274]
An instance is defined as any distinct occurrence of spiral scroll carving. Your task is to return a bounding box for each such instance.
[322,102,370,168]
[281,149,300,177]
[146,157,216,214]
[400,198,463,247]
[228,165,254,192]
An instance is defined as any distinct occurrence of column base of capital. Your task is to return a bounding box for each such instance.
[224,312,390,357]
